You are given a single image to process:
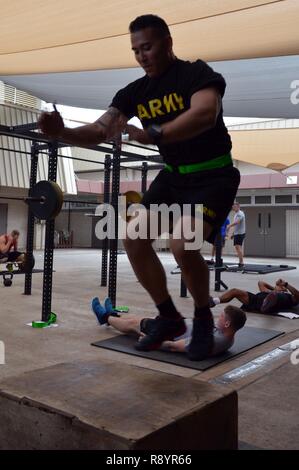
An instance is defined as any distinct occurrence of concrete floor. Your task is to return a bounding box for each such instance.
[0,249,299,449]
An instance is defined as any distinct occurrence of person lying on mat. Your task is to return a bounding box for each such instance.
[209,278,299,314]
[91,297,246,357]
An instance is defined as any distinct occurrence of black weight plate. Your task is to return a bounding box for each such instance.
[30,181,63,220]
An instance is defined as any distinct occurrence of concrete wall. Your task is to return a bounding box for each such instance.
[55,211,92,248]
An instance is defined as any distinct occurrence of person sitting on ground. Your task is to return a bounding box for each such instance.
[0,230,25,264]
[91,297,246,357]
[209,278,299,314]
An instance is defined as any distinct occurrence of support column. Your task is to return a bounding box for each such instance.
[101,154,111,287]
[24,142,39,295]
[41,142,58,322]
[108,139,121,307]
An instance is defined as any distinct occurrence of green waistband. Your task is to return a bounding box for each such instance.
[165,153,232,174]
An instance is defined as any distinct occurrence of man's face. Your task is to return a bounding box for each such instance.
[216,311,229,330]
[232,204,239,212]
[131,27,172,78]
[12,233,19,241]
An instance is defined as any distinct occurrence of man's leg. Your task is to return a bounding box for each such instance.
[235,244,244,265]
[170,217,214,360]
[123,210,185,351]
[7,251,24,263]
[211,244,216,260]
[124,210,170,304]
[219,288,249,305]
[108,315,141,336]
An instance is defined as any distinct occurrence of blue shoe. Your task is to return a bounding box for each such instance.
[91,297,108,325]
[104,297,114,314]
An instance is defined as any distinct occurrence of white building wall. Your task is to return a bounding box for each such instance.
[0,103,77,194]
[286,210,299,257]
[55,211,92,248]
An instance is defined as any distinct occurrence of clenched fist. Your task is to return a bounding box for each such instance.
[38,108,64,139]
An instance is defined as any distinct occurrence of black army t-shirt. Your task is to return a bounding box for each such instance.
[110,58,232,166]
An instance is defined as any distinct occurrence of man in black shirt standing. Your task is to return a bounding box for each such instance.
[39,14,240,360]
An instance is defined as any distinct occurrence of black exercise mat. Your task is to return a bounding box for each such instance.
[171,263,296,275]
[223,263,296,274]
[91,326,284,371]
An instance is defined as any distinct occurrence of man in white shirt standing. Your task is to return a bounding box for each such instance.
[227,202,246,267]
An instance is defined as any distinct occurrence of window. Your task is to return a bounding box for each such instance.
[275,195,292,204]
[255,195,271,204]
[235,196,251,204]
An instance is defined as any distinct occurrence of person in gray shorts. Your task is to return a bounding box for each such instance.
[227,201,246,267]
[91,300,246,358]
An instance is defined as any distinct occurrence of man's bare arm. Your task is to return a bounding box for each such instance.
[162,339,187,353]
[278,280,299,303]
[38,107,128,146]
[258,280,274,292]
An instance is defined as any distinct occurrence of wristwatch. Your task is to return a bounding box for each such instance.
[146,124,163,145]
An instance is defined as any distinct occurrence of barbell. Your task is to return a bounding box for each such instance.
[0,185,142,221]
[0,180,63,220]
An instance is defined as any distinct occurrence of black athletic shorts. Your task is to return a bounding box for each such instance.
[0,251,23,262]
[141,165,240,244]
[241,291,296,313]
[233,234,246,246]
[241,292,269,312]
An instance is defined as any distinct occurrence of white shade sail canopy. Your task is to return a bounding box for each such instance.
[0,0,299,74]
[1,55,298,118]
[1,0,299,170]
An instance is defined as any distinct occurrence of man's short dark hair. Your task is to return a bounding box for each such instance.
[11,229,20,237]
[129,14,170,37]
[224,305,247,331]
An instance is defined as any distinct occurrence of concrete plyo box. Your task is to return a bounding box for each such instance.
[0,359,237,450]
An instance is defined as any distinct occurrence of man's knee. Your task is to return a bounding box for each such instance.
[123,236,151,253]
[171,240,201,267]
[230,288,242,296]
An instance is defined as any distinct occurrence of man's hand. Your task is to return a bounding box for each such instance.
[38,109,65,139]
[125,125,153,145]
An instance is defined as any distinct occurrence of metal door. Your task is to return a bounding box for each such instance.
[244,207,285,257]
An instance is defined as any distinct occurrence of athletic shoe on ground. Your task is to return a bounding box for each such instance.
[135,315,186,351]
[104,297,114,314]
[187,316,214,361]
[91,297,109,325]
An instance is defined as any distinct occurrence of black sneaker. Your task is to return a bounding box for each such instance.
[136,315,186,351]
[187,316,214,361]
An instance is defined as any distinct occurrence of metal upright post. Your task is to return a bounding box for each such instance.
[214,231,228,291]
[24,142,39,295]
[141,161,148,194]
[101,154,111,286]
[41,142,58,322]
[108,139,121,307]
